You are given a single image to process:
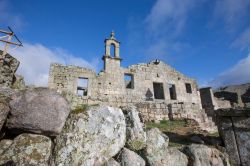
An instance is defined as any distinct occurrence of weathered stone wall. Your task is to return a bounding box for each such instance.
[49,61,201,104]
[216,108,250,166]
[48,64,96,95]
[215,91,245,108]
[214,97,231,109]
[200,87,231,116]
[48,61,203,116]
[211,84,250,108]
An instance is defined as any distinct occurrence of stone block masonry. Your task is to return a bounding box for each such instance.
[48,32,216,132]
[216,108,250,166]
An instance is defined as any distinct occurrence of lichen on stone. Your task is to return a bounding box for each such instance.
[127,140,146,151]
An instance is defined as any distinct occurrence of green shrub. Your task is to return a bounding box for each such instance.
[72,104,89,114]
[146,119,186,131]
[71,104,100,114]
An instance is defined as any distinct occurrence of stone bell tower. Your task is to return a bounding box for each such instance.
[102,31,122,72]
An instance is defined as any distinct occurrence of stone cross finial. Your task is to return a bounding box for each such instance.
[110,30,115,39]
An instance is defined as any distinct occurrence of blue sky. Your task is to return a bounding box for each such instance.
[0,0,250,87]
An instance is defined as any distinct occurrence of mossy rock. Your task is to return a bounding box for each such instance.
[127,140,146,151]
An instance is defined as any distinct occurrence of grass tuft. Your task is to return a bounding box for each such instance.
[72,104,89,114]
[146,119,186,131]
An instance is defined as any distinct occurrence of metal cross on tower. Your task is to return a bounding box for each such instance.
[0,26,23,59]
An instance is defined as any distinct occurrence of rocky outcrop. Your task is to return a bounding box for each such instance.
[143,128,188,166]
[0,133,52,166]
[0,99,234,166]
[0,51,20,87]
[121,106,146,151]
[183,144,230,166]
[117,148,145,166]
[6,87,70,136]
[52,105,126,166]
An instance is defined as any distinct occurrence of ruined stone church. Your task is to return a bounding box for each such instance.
[48,32,214,129]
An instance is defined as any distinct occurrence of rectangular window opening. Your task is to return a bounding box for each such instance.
[124,74,134,89]
[153,82,165,99]
[168,84,177,100]
[77,77,88,96]
[185,83,192,93]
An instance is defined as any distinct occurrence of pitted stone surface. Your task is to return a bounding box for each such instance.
[52,105,126,166]
[6,87,70,136]
[183,144,230,166]
[143,128,188,166]
[0,140,13,155]
[117,148,145,166]
[0,133,52,166]
[121,106,146,151]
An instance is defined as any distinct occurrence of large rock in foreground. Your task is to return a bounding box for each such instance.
[121,106,146,151]
[117,148,145,166]
[143,128,188,166]
[183,144,230,166]
[0,133,52,165]
[6,87,70,136]
[53,105,126,166]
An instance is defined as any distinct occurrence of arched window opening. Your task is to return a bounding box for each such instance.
[110,43,115,57]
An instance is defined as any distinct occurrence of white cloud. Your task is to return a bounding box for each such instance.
[214,0,250,29]
[145,0,199,37]
[0,0,25,29]
[209,53,250,87]
[140,0,205,59]
[0,0,99,87]
[9,43,99,86]
[231,27,250,51]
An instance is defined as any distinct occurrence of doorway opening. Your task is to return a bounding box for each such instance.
[168,84,177,100]
[153,82,165,99]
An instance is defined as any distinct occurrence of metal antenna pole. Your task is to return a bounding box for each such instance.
[0,26,23,59]
[2,32,13,57]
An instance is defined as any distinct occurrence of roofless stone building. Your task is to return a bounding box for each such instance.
[48,32,215,131]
